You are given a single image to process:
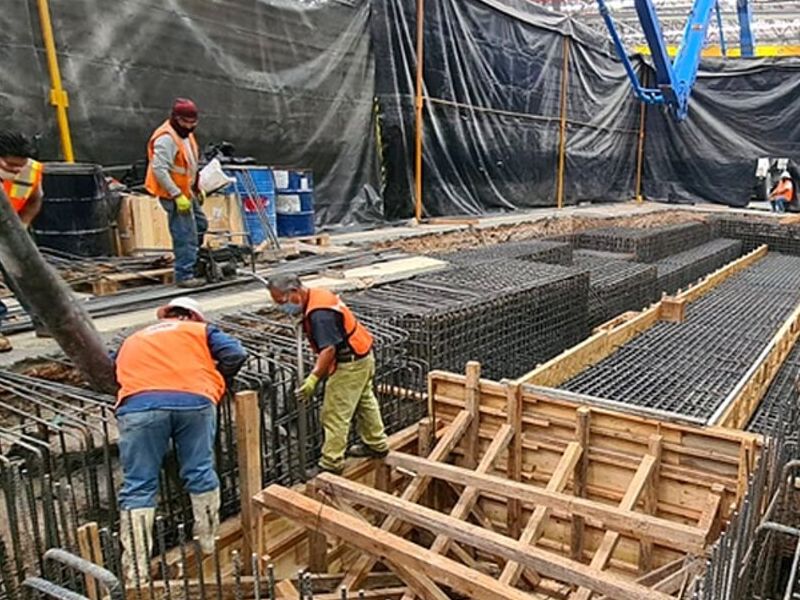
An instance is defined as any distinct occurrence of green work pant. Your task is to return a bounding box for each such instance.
[319,352,388,472]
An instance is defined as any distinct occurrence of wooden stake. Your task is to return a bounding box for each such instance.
[235,390,262,569]
[463,362,481,470]
[639,434,663,574]
[571,407,591,562]
[77,522,102,600]
[505,382,523,539]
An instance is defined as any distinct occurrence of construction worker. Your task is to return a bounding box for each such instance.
[0,131,47,351]
[145,98,208,288]
[268,274,389,474]
[114,297,247,583]
[770,171,794,213]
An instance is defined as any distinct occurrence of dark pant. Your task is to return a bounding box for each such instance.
[0,261,44,330]
[117,404,219,510]
[159,198,208,282]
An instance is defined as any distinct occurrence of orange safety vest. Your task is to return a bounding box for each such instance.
[115,320,226,408]
[774,180,794,202]
[2,160,43,214]
[144,120,199,198]
[303,288,373,357]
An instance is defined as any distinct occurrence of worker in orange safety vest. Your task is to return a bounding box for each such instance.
[0,131,47,351]
[770,171,794,213]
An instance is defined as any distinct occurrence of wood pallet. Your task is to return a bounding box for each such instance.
[247,364,759,600]
[89,267,174,296]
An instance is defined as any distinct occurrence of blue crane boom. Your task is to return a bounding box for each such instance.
[597,0,718,121]
[737,0,755,57]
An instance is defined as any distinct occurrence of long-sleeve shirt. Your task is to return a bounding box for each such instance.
[773,180,794,201]
[115,324,248,415]
[151,134,199,199]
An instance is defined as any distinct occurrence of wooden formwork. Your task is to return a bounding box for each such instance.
[252,363,760,600]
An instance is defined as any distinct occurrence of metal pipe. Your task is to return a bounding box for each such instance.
[413,0,425,223]
[555,36,570,210]
[35,0,75,162]
[0,186,115,392]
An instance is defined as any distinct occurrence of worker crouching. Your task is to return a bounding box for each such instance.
[268,274,389,474]
[770,171,794,213]
[114,297,247,583]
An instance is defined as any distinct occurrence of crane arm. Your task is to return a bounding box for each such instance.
[737,0,755,57]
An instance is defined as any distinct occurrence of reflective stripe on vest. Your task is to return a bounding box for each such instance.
[303,288,373,357]
[2,160,43,214]
[115,320,226,408]
[144,120,199,198]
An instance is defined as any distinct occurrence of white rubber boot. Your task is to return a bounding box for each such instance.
[190,488,221,555]
[120,508,155,585]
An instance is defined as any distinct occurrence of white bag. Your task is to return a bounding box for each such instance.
[199,159,235,194]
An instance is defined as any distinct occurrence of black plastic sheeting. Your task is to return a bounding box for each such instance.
[643,58,800,207]
[4,0,800,225]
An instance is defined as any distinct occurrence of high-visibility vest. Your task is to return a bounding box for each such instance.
[115,320,226,408]
[775,180,794,202]
[2,160,43,214]
[144,120,199,198]
[303,288,373,357]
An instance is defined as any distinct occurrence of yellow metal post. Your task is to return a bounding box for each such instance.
[413,0,425,223]
[555,36,570,210]
[36,0,75,162]
[634,98,647,204]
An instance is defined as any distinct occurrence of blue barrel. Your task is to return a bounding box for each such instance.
[276,211,315,237]
[223,166,276,243]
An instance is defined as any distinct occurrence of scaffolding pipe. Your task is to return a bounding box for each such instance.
[36,0,75,162]
[0,187,115,392]
[556,36,570,210]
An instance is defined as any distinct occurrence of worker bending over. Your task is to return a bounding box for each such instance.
[770,171,794,213]
[0,131,47,351]
[145,98,208,288]
[114,297,247,582]
[268,275,389,474]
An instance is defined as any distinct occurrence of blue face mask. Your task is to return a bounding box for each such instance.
[280,302,302,316]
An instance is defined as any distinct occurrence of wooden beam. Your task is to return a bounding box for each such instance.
[506,382,524,539]
[500,441,583,587]
[675,244,767,304]
[77,522,102,600]
[384,452,706,553]
[339,410,472,590]
[639,435,663,574]
[403,424,513,600]
[698,483,725,543]
[658,297,686,323]
[311,476,674,600]
[571,407,591,562]
[571,437,662,600]
[464,362,481,470]
[307,482,329,573]
[235,390,262,567]
[256,485,539,600]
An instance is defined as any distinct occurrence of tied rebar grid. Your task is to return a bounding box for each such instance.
[562,253,800,421]
[747,341,800,435]
[655,238,744,296]
[712,216,800,255]
[692,395,800,600]
[576,222,712,263]
[344,259,590,380]
[433,239,573,267]
[573,252,658,328]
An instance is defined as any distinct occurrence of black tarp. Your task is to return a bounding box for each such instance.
[643,58,800,207]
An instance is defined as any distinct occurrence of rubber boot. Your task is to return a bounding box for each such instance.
[120,508,155,585]
[191,488,221,555]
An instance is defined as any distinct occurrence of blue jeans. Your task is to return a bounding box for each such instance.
[771,199,787,213]
[159,198,209,282]
[117,404,218,510]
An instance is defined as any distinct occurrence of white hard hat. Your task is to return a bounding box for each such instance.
[781,171,792,179]
[156,296,206,321]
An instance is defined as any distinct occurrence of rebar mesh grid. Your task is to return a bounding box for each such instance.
[576,222,711,262]
[655,238,743,295]
[573,254,658,328]
[712,217,800,255]
[344,260,589,380]
[747,341,800,435]
[562,253,800,421]
[433,239,573,266]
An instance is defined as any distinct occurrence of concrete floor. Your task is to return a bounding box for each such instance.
[1,200,781,367]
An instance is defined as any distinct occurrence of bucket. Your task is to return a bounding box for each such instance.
[199,159,235,194]
[32,163,113,257]
[276,211,315,237]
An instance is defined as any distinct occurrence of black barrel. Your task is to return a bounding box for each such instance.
[32,162,113,257]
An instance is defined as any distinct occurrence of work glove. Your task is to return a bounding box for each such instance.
[175,193,192,214]
[296,373,319,401]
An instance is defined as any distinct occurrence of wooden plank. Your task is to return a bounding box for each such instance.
[311,476,674,600]
[506,382,524,539]
[307,482,329,573]
[403,424,513,600]
[658,297,686,323]
[235,391,262,568]
[77,523,101,600]
[571,437,661,600]
[500,441,583,587]
[383,452,706,553]
[697,483,725,543]
[571,407,591,562]
[676,244,767,304]
[339,410,472,591]
[639,435,663,574]
[256,485,539,600]
[464,362,481,470]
